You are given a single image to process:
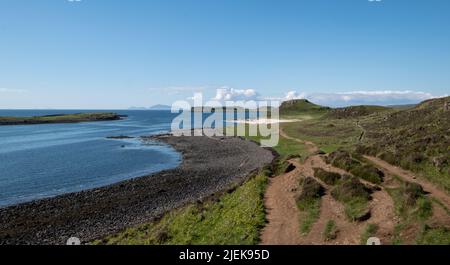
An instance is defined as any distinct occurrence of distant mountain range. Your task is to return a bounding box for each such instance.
[128,105,171,110]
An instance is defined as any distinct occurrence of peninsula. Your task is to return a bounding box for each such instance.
[0,112,123,126]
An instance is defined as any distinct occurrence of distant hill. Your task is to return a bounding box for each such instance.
[279,96,450,190]
[358,96,450,190]
[149,104,171,110]
[279,99,330,116]
[190,106,273,112]
[326,105,391,119]
[129,105,172,110]
[387,104,417,110]
[128,106,148,110]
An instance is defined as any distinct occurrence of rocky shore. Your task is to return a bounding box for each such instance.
[0,135,274,245]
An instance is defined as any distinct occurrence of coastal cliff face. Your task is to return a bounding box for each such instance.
[0,112,123,126]
[0,135,274,245]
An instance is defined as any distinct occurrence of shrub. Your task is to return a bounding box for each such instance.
[404,182,425,206]
[313,168,341,185]
[326,150,361,172]
[379,152,397,165]
[349,164,384,184]
[331,177,371,202]
[271,158,291,176]
[297,177,325,201]
[416,197,433,221]
[331,177,371,221]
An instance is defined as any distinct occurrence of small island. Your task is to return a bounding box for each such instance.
[0,112,124,126]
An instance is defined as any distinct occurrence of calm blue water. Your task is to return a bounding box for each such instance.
[0,110,182,207]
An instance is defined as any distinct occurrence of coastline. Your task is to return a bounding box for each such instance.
[0,134,274,245]
[0,112,124,126]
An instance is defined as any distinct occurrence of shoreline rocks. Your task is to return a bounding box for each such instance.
[0,135,274,245]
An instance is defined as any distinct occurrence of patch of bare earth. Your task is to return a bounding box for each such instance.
[368,187,397,243]
[291,157,361,244]
[365,155,450,229]
[364,156,450,207]
[261,130,398,245]
[260,164,303,245]
[296,157,396,245]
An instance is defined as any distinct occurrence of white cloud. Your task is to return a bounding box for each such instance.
[181,87,443,108]
[0,88,27,93]
[284,90,443,107]
[213,87,259,101]
[284,91,306,101]
[186,93,203,101]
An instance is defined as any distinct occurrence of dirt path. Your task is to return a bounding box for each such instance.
[293,157,363,245]
[364,156,450,207]
[299,157,397,244]
[261,129,398,245]
[260,163,303,245]
[261,155,396,245]
[356,121,365,142]
[279,128,319,153]
[298,156,397,244]
[368,188,397,242]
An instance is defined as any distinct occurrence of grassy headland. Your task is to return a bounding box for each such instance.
[276,97,450,244]
[0,112,123,126]
[90,96,449,245]
[280,97,450,192]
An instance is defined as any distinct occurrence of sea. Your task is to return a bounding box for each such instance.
[0,110,186,207]
[0,109,265,207]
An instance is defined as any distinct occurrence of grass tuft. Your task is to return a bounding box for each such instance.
[323,220,338,241]
[360,224,379,245]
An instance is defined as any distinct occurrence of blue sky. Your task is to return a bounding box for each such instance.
[0,0,449,109]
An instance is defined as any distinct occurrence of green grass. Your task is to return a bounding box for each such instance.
[386,183,435,244]
[297,197,321,235]
[386,186,433,222]
[431,197,450,216]
[281,96,450,193]
[326,150,384,184]
[358,96,450,192]
[94,172,268,245]
[330,177,371,221]
[343,197,370,222]
[275,136,310,160]
[243,124,310,161]
[360,224,379,245]
[270,158,294,176]
[319,144,341,154]
[281,119,361,153]
[416,226,450,245]
[325,105,391,119]
[415,197,433,221]
[323,220,338,241]
[0,112,120,125]
[416,164,450,194]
